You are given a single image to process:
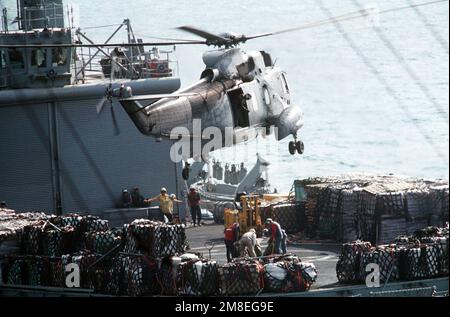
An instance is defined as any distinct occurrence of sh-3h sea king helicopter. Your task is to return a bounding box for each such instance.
[113,0,448,160]
[3,1,444,159]
[117,25,306,158]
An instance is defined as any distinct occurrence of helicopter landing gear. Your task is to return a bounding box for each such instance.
[289,136,304,155]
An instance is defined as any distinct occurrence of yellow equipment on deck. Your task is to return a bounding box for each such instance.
[224,195,263,238]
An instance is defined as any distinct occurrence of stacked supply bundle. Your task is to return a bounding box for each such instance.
[219,259,265,296]
[175,255,220,296]
[123,219,187,258]
[316,187,341,240]
[340,190,358,242]
[117,255,161,296]
[295,174,449,244]
[336,225,449,284]
[263,255,317,293]
[336,241,372,283]
[359,245,402,283]
[271,203,301,234]
[85,230,122,255]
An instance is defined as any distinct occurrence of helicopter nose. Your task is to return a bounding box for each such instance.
[274,105,304,141]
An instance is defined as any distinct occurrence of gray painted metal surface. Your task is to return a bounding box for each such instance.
[0,78,184,216]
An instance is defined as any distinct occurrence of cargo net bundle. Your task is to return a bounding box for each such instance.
[336,225,449,285]
[261,202,303,234]
[295,175,449,244]
[19,214,110,257]
[123,219,187,258]
[219,259,265,296]
[262,255,317,293]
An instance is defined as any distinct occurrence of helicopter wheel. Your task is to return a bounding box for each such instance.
[289,141,296,155]
[296,140,305,155]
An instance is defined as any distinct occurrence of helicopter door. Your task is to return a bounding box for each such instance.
[227,88,250,128]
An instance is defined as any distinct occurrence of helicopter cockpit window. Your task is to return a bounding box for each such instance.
[32,48,47,68]
[0,49,7,69]
[8,48,24,69]
[52,47,68,66]
[281,73,290,94]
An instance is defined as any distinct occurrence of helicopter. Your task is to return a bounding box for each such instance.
[116,25,306,159]
[2,1,441,160]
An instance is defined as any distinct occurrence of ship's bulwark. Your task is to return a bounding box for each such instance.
[0,80,185,216]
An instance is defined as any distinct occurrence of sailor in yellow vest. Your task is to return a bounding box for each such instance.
[145,187,181,223]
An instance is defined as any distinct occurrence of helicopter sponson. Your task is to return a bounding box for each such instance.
[118,48,305,159]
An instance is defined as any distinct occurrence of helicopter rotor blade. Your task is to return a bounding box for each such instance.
[0,40,207,49]
[176,25,229,43]
[245,0,449,41]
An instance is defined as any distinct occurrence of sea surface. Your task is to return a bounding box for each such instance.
[2,0,449,192]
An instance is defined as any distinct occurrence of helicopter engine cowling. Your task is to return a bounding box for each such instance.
[201,68,220,82]
[273,106,304,141]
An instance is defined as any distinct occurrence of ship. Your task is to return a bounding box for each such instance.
[0,0,188,221]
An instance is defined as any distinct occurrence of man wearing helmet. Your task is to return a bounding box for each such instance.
[145,187,181,223]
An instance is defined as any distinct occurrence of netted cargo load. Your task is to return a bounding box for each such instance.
[355,190,377,243]
[304,187,320,237]
[40,228,63,257]
[336,241,372,283]
[406,218,430,236]
[271,203,300,234]
[4,255,26,285]
[85,230,122,255]
[340,190,358,242]
[360,246,402,283]
[62,251,98,289]
[83,216,109,233]
[22,222,44,255]
[25,256,51,286]
[315,187,341,240]
[48,258,65,287]
[159,253,201,296]
[376,192,405,217]
[402,245,441,280]
[219,259,264,296]
[118,255,161,296]
[175,258,220,296]
[263,255,317,293]
[378,217,407,245]
[442,189,449,223]
[124,219,187,258]
[406,190,432,219]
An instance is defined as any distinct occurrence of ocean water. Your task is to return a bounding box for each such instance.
[2,0,449,192]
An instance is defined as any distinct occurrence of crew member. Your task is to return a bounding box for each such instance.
[187,186,202,226]
[121,189,132,208]
[239,228,259,258]
[265,218,284,255]
[224,222,240,262]
[145,187,180,222]
[167,194,183,223]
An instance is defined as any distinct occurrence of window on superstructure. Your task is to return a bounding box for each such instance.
[8,48,24,69]
[52,47,68,66]
[31,48,47,68]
